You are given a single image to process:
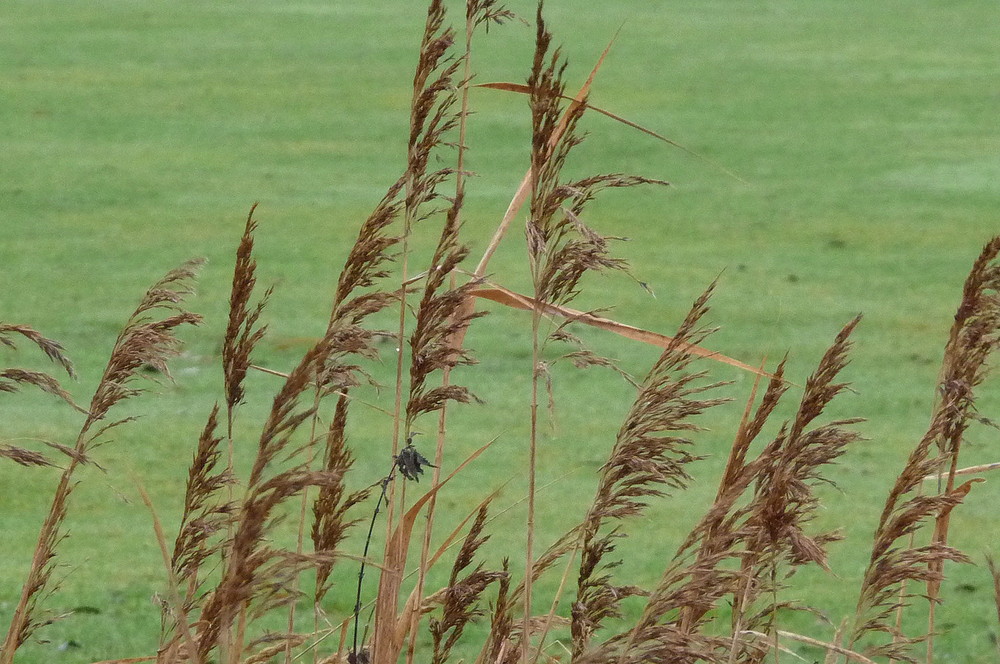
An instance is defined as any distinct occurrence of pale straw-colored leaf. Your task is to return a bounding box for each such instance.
[470,285,776,379]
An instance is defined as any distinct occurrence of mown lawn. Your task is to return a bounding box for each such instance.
[2,1,999,662]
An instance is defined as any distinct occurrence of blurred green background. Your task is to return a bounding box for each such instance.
[2,1,999,661]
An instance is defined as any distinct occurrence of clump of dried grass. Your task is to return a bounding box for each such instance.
[2,260,203,664]
[571,283,729,658]
[850,236,1000,663]
[520,6,670,656]
[3,3,999,664]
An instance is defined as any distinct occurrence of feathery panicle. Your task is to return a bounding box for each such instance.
[88,259,204,424]
[1,261,203,661]
[482,560,518,664]
[405,0,462,217]
[428,502,505,664]
[525,6,666,311]
[406,199,486,427]
[312,394,371,604]
[0,324,83,414]
[851,237,1000,661]
[317,185,405,402]
[0,368,83,413]
[466,0,516,30]
[246,333,342,489]
[593,284,725,520]
[169,405,236,606]
[0,444,54,468]
[0,323,75,379]
[572,284,727,657]
[223,205,272,419]
[719,360,791,494]
[331,180,404,322]
[668,362,807,576]
[394,0,467,443]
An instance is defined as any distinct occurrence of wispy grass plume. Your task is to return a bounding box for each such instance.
[0,321,84,432]
[523,2,667,658]
[428,501,505,664]
[851,236,1000,663]
[222,204,272,439]
[572,284,728,658]
[1,259,203,663]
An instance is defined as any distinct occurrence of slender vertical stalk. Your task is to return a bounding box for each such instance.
[385,220,411,550]
[524,312,541,664]
[285,386,324,664]
[403,5,476,662]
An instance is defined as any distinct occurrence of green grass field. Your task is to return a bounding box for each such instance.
[3,1,1000,662]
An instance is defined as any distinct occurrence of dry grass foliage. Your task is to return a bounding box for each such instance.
[3,3,1000,664]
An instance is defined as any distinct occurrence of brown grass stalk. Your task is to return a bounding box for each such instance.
[850,237,1000,663]
[571,283,727,658]
[384,0,463,592]
[406,3,513,662]
[1,260,203,663]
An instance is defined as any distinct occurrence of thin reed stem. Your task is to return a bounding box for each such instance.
[285,387,324,664]
[404,6,477,661]
[524,313,541,664]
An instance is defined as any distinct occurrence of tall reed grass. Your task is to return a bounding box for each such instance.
[3,2,999,663]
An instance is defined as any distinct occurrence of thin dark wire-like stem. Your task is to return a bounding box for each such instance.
[353,472,395,662]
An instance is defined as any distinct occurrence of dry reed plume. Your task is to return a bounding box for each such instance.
[3,3,999,664]
[2,260,204,663]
